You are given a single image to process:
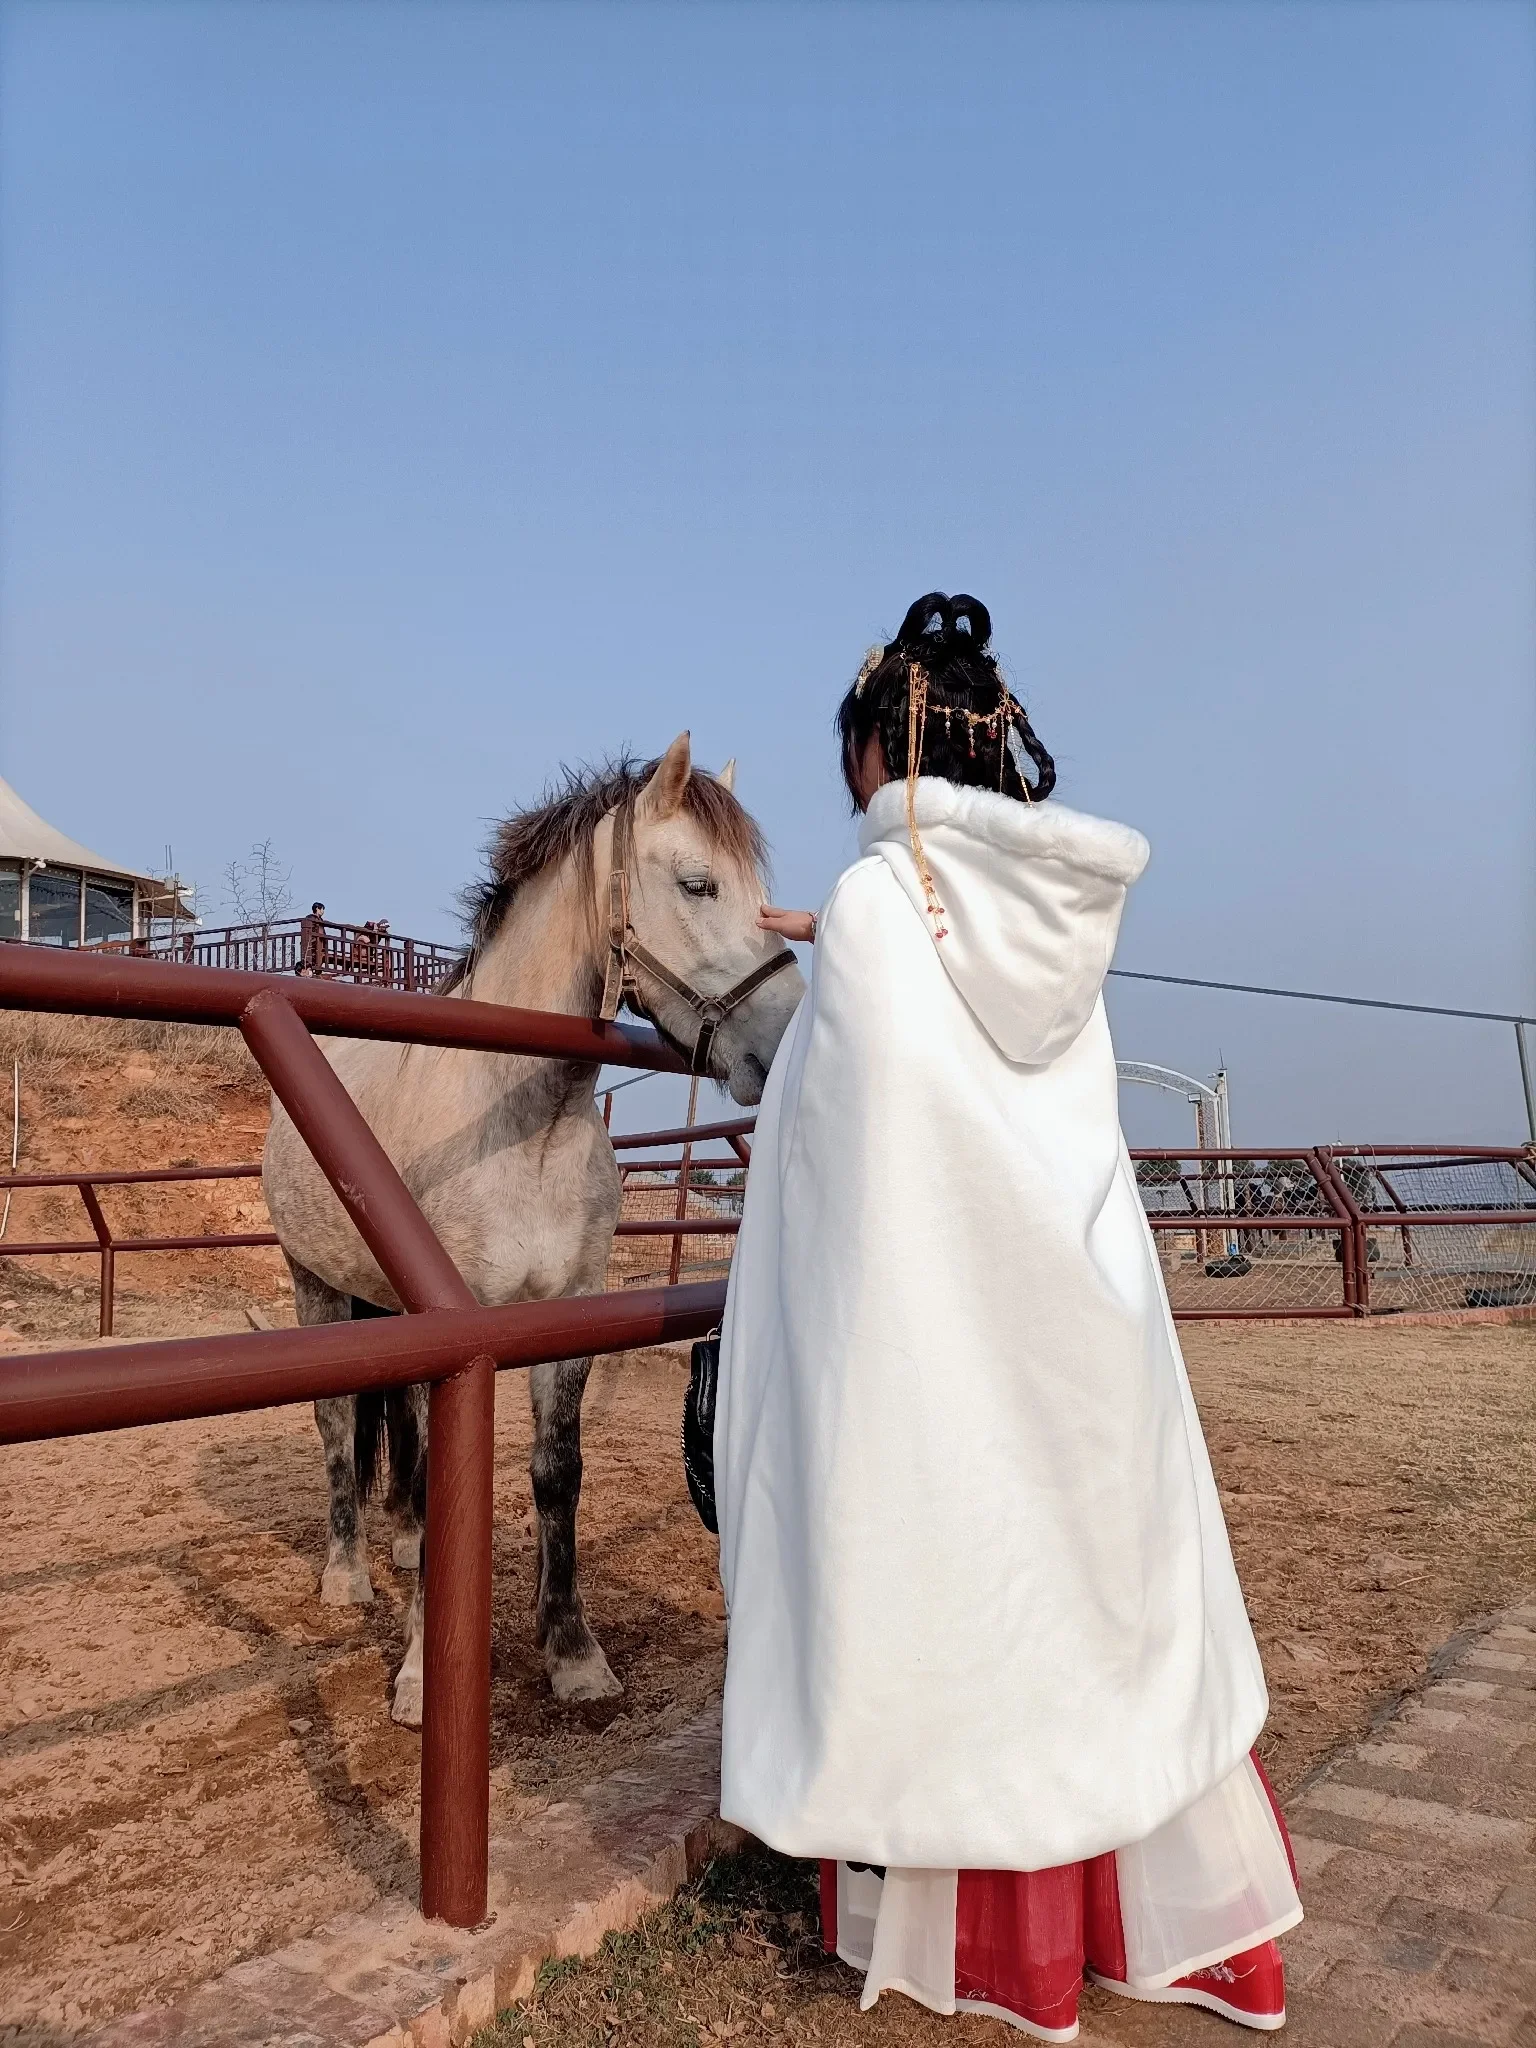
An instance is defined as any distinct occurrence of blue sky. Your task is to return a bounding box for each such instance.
[2,0,1532,1140]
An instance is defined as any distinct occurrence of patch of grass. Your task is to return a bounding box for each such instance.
[0,1011,260,1087]
[475,1845,853,2048]
[121,1077,219,1122]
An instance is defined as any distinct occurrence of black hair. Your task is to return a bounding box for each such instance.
[835,592,1056,812]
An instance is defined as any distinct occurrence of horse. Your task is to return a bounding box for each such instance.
[261,736,803,1725]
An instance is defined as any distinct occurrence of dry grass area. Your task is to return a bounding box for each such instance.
[477,1319,1536,2048]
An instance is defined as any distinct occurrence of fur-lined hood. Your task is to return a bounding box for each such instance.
[859,779,1149,1065]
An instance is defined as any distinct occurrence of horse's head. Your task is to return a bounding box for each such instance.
[614,735,804,1104]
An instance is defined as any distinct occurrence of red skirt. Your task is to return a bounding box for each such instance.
[820,1754,1300,2041]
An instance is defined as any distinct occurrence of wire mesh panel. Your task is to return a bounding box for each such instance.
[607,1166,745,1289]
[604,1132,1535,1319]
[1322,1148,1536,1314]
[1135,1153,1353,1316]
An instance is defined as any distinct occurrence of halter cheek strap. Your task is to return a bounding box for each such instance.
[599,794,796,1076]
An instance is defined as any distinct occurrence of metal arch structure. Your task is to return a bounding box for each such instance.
[1116,1061,1236,1253]
[1115,1061,1232,1152]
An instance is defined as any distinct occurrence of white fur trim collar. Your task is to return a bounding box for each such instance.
[858,779,1150,886]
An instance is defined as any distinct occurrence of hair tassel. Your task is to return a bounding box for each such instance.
[905,662,948,939]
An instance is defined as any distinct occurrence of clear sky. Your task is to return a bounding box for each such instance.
[2,0,1532,1142]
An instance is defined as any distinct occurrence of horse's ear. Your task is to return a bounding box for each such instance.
[718,757,737,794]
[638,733,692,820]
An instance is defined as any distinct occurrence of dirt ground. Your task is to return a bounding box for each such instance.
[0,1320,1530,2042]
[0,1340,724,2039]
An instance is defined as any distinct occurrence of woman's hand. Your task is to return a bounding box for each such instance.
[758,906,817,944]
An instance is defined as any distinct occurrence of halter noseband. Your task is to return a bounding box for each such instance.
[598,794,796,1076]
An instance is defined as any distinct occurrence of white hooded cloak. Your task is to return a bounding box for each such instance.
[715,778,1272,1874]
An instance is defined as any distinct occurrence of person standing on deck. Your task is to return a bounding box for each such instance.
[715,593,1301,2041]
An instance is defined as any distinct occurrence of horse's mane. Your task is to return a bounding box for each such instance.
[443,754,766,991]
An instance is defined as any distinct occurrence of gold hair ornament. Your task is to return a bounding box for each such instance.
[904,661,948,939]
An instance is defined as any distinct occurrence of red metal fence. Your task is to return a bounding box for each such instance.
[0,1162,278,1335]
[606,1132,1536,1318]
[1136,1145,1536,1316]
[608,1114,752,1289]
[7,1131,1530,1338]
[0,944,717,1929]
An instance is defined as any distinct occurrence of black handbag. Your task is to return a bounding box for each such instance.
[682,1333,720,1535]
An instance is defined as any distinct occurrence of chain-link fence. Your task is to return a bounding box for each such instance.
[609,1115,1536,1319]
[604,1115,750,1291]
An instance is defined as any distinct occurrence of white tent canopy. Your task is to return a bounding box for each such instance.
[0,775,156,882]
[0,776,193,936]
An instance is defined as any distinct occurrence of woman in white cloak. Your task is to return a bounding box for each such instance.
[715,594,1301,2041]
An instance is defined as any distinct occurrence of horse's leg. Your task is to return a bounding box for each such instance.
[531,1355,621,1702]
[389,1382,430,1728]
[290,1259,375,1606]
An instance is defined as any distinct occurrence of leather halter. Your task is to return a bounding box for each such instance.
[598,794,796,1076]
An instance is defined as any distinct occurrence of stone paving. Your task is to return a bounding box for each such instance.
[79,1707,741,2048]
[1082,1600,1536,2048]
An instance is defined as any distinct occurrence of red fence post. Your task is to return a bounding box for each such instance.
[238,989,493,1927]
[77,1183,115,1338]
[669,1076,700,1288]
[1312,1149,1369,1316]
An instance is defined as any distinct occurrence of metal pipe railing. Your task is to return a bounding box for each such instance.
[0,944,683,1067]
[0,1162,276,1336]
[0,1279,726,1445]
[0,940,693,1930]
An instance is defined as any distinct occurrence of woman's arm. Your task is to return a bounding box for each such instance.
[758,906,816,944]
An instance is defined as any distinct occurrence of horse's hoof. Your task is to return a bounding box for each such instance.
[391,1669,423,1728]
[320,1562,375,1606]
[391,1531,422,1572]
[549,1646,623,1704]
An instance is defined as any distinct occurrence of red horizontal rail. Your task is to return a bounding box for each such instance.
[618,1156,746,1174]
[1143,1214,1343,1231]
[1333,1209,1536,1228]
[0,1163,263,1190]
[609,1116,757,1148]
[0,1278,726,1445]
[614,1217,740,1236]
[1323,1144,1534,1159]
[1135,1147,1360,1160]
[0,1232,279,1257]
[0,944,684,1070]
[1135,1145,1532,1162]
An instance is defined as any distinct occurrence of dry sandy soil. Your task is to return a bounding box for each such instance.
[1,1319,1530,2043]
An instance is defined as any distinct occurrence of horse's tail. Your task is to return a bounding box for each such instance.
[354,1390,388,1501]
[350,1297,399,1500]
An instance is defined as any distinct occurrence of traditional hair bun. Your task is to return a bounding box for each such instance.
[893,591,993,656]
[894,592,952,647]
[836,587,1056,817]
[947,593,992,649]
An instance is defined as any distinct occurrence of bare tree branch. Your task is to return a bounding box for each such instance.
[223,839,294,930]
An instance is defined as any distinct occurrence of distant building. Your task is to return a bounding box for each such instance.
[0,776,192,946]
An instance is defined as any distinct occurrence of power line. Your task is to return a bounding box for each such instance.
[1107,969,1536,1029]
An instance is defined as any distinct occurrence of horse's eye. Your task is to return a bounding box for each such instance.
[678,875,717,900]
